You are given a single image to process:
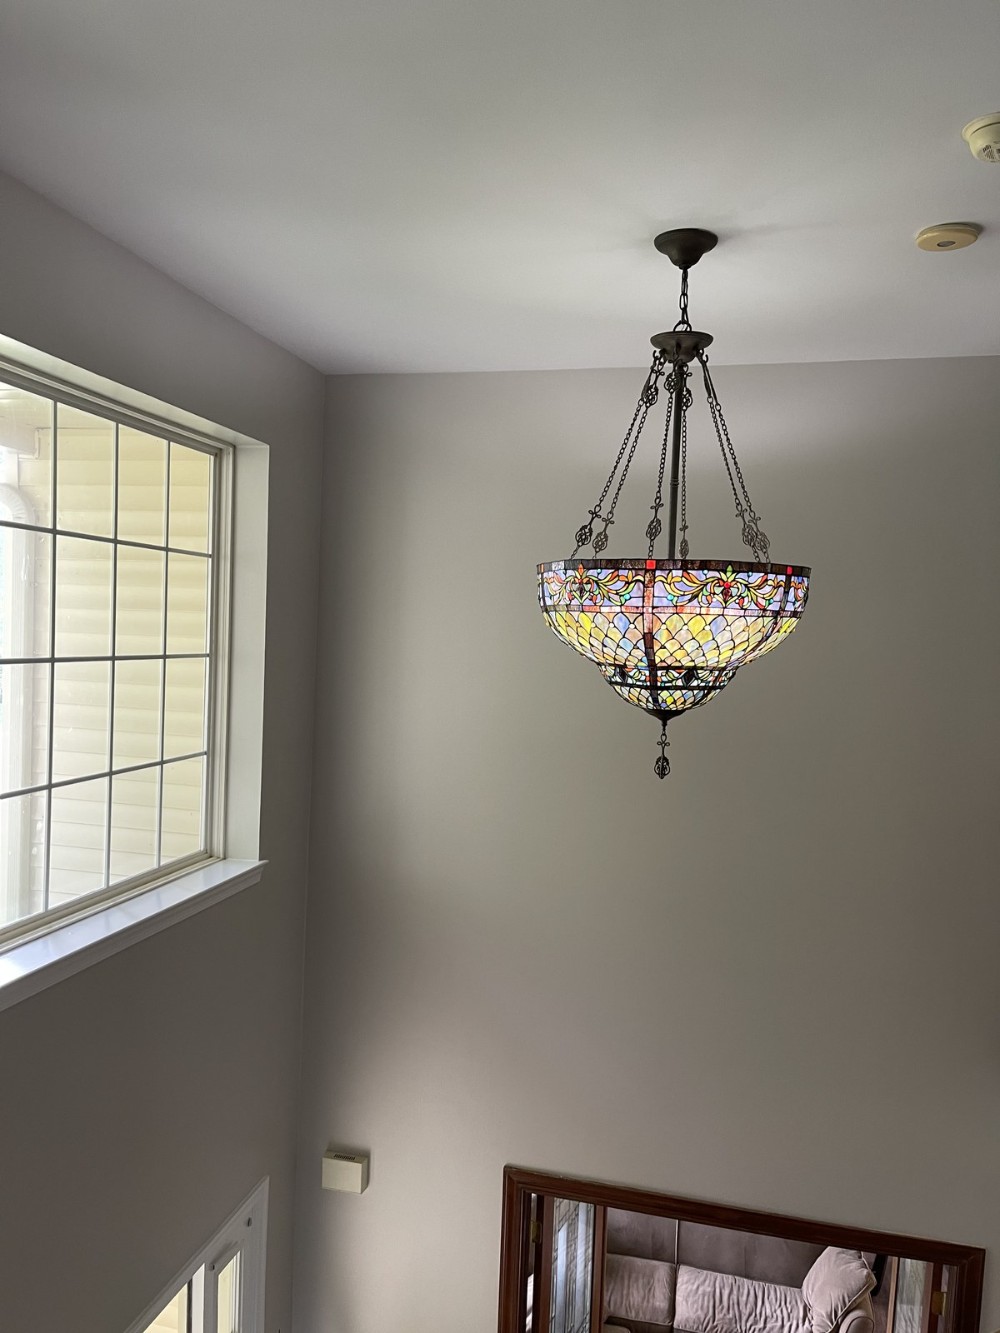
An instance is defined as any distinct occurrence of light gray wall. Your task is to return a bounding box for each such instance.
[0,170,325,1333]
[298,359,1000,1333]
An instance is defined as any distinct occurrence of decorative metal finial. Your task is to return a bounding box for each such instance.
[654,719,671,779]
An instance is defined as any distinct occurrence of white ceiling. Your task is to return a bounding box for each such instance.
[0,0,998,373]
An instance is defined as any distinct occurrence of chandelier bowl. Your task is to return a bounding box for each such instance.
[537,558,810,718]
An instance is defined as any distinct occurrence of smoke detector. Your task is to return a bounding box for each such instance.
[962,114,1000,163]
[915,223,981,252]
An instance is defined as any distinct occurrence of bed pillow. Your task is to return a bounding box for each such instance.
[802,1249,876,1333]
[604,1255,676,1327]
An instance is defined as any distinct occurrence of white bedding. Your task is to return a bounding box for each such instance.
[675,1264,811,1333]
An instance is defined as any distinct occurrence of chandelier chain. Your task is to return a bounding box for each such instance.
[697,352,771,562]
[572,352,666,556]
[645,389,675,555]
[646,368,689,557]
[673,268,692,332]
[596,390,658,550]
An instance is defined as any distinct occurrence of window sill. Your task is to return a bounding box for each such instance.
[0,858,265,1014]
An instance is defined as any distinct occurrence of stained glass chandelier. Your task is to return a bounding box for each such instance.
[537,229,810,777]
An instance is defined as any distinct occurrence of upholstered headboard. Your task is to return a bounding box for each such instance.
[605,1212,842,1288]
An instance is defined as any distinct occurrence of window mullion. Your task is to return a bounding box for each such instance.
[0,516,211,561]
[41,406,59,912]
[3,748,209,802]
[203,442,233,860]
[202,442,218,854]
[0,653,210,666]
[104,423,120,889]
[155,443,171,867]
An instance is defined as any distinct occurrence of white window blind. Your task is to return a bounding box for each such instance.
[0,377,229,943]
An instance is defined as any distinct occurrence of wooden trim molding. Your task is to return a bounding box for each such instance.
[497,1166,985,1333]
[591,1203,607,1328]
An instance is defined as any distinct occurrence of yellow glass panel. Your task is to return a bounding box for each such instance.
[113,659,161,768]
[48,775,108,906]
[0,663,50,794]
[0,527,52,659]
[140,1279,189,1333]
[0,790,47,925]
[52,660,110,782]
[160,757,204,863]
[216,1250,241,1333]
[115,546,165,655]
[55,404,114,537]
[166,553,209,655]
[118,428,167,546]
[55,535,113,657]
[164,658,206,760]
[110,766,158,884]
[168,442,212,553]
[0,382,54,526]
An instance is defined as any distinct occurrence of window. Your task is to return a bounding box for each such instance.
[130,1179,268,1333]
[0,373,230,944]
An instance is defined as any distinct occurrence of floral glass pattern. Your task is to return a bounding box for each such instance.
[538,558,810,719]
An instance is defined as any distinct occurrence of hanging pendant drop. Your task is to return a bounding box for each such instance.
[654,719,671,779]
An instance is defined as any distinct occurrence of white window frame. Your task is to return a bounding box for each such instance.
[124,1177,269,1333]
[0,482,38,922]
[0,374,233,938]
[0,334,268,1011]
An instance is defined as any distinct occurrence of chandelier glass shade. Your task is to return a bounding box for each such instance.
[536,229,811,777]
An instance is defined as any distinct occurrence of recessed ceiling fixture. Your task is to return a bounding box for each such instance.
[915,223,981,251]
[537,229,810,779]
[962,114,1000,163]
